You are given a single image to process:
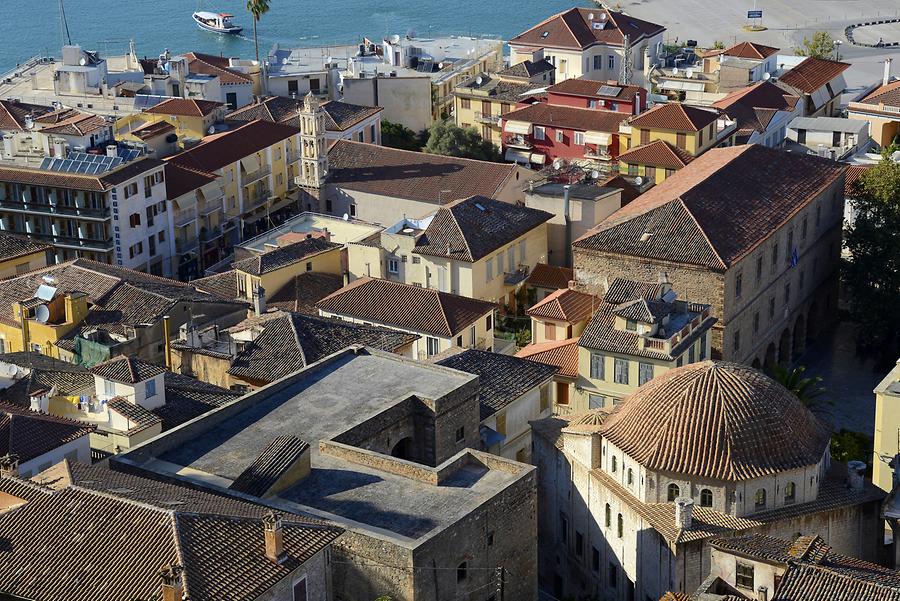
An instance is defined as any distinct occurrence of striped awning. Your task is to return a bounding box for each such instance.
[505,120,533,135]
[584,131,612,145]
[239,153,261,174]
[504,148,531,164]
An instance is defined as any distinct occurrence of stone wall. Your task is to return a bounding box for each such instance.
[257,547,332,601]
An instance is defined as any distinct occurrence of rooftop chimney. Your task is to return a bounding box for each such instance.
[263,510,285,563]
[657,271,673,298]
[0,454,19,478]
[847,460,866,491]
[757,586,769,601]
[159,564,184,601]
[885,58,893,87]
[106,144,118,158]
[253,285,267,317]
[674,496,694,530]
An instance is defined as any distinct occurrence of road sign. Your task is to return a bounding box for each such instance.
[748,10,763,18]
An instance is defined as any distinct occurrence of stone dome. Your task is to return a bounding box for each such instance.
[600,361,830,481]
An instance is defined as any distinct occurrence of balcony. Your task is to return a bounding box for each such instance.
[504,265,530,286]
[245,189,273,210]
[505,135,532,150]
[584,147,612,161]
[176,236,199,254]
[200,223,224,242]
[0,199,109,221]
[242,165,272,186]
[28,231,114,253]
[174,207,197,227]
[287,150,303,164]
[474,111,500,125]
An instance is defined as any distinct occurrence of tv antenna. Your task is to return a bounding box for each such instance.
[58,0,72,47]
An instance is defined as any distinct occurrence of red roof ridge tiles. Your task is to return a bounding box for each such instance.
[629,102,718,132]
[527,288,599,323]
[723,41,780,59]
[515,337,580,378]
[617,139,694,169]
[777,57,850,95]
[145,97,224,117]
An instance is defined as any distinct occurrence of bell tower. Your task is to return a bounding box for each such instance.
[297,92,328,189]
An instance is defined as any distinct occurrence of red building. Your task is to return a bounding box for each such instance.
[500,80,642,168]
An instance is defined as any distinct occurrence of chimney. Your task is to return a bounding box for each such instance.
[163,315,172,370]
[847,460,866,490]
[885,58,893,87]
[757,586,769,601]
[657,271,672,298]
[263,510,285,563]
[106,144,118,158]
[563,185,572,268]
[674,496,694,530]
[2,134,13,159]
[253,285,266,317]
[0,454,19,477]
[159,564,184,601]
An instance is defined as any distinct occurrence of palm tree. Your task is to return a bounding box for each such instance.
[771,364,829,411]
[246,0,271,63]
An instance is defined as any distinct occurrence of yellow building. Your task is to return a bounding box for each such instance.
[618,103,720,185]
[848,79,900,149]
[873,359,900,493]
[0,291,88,357]
[116,98,227,146]
[526,288,597,344]
[347,195,552,309]
[0,233,51,279]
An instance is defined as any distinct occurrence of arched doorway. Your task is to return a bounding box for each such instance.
[778,329,792,365]
[391,437,413,460]
[792,314,806,358]
[764,343,777,372]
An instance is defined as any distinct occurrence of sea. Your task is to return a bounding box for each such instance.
[0,0,579,72]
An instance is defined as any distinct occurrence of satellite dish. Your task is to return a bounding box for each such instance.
[391,34,401,44]
[634,176,644,186]
[591,170,600,179]
[588,12,595,20]
[35,304,50,324]
[475,75,483,85]
[79,57,87,66]
[342,213,349,221]
[552,159,562,170]
[599,12,607,21]
[208,126,215,135]
[36,284,56,301]
[685,69,694,79]
[672,67,679,75]
[763,72,771,80]
[0,363,16,378]
[41,275,56,285]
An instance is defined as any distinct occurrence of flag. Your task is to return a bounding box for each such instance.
[790,247,799,268]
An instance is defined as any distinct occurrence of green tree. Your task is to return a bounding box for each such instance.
[770,364,828,410]
[712,40,725,50]
[796,31,835,59]
[424,121,503,162]
[381,120,424,151]
[830,429,872,464]
[246,0,271,63]
[843,157,900,362]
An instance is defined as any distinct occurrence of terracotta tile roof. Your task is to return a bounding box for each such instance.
[413,195,552,263]
[573,145,845,270]
[510,7,665,50]
[618,139,694,169]
[530,413,577,450]
[629,103,718,132]
[267,271,344,314]
[327,140,520,204]
[860,79,900,108]
[0,100,55,131]
[90,355,166,383]
[515,338,579,378]
[145,97,225,117]
[0,403,93,463]
[0,232,50,263]
[164,161,219,199]
[0,157,164,192]
[227,96,382,131]
[455,76,536,103]
[317,277,496,338]
[131,119,175,141]
[526,262,573,290]
[600,361,831,480]
[229,436,310,497]
[497,59,555,80]
[501,103,628,132]
[226,311,417,383]
[844,164,871,197]
[108,397,162,433]
[167,119,297,173]
[322,100,383,131]
[713,81,800,135]
[183,52,253,85]
[0,353,94,406]
[233,237,341,276]
[38,112,108,136]
[0,469,340,601]
[723,41,779,59]
[151,372,242,430]
[778,57,850,95]
[547,79,642,102]
[192,269,239,300]
[436,349,557,419]
[527,288,598,322]
[773,562,900,600]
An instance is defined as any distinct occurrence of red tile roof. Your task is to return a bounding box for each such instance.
[510,7,665,50]
[526,263,574,290]
[712,81,800,135]
[546,79,642,102]
[0,100,55,131]
[145,98,224,117]
[164,162,219,199]
[860,79,900,109]
[723,41,779,59]
[130,120,175,141]
[166,119,296,173]
[617,139,694,169]
[515,338,579,378]
[183,52,252,85]
[502,103,627,132]
[778,57,850,94]
[527,288,598,323]
[38,112,109,136]
[629,103,718,132]
[844,164,871,198]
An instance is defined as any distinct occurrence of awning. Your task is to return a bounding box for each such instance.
[239,153,261,174]
[660,80,706,92]
[584,131,612,145]
[199,180,224,198]
[174,195,197,210]
[505,148,531,164]
[530,152,547,165]
[505,120,533,135]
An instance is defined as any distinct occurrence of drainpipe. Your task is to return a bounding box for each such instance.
[163,315,172,369]
[563,185,572,268]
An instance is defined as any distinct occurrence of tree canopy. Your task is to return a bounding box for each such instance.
[843,157,900,363]
[424,121,503,162]
[381,120,424,152]
[796,31,835,59]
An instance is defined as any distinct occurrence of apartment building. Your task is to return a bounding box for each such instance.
[0,232,51,278]
[116,98,227,147]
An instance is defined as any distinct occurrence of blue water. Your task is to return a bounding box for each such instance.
[0,0,580,71]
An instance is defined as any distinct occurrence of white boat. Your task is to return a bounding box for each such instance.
[192,11,243,34]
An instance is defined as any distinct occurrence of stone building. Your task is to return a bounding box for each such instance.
[114,346,538,601]
[530,361,884,601]
[572,144,846,365]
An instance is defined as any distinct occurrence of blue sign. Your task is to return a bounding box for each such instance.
[748,10,763,18]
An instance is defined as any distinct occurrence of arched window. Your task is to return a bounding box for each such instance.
[667,483,680,502]
[784,482,796,504]
[611,456,618,473]
[755,488,767,510]
[700,488,713,507]
[605,503,611,528]
[617,513,624,538]
[627,468,634,486]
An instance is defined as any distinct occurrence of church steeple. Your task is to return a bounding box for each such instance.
[297,91,328,189]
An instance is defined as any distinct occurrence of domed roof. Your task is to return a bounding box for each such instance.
[600,361,830,481]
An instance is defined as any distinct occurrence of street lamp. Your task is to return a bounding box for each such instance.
[833,39,843,61]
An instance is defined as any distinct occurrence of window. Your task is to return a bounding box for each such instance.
[146,378,157,398]
[756,256,763,282]
[486,258,493,281]
[625,319,637,331]
[544,321,556,341]
[593,55,602,70]
[574,131,585,146]
[456,562,467,583]
[772,242,779,270]
[689,344,696,363]
[412,256,421,264]
[736,562,754,590]
[638,362,653,386]
[288,79,299,95]
[104,379,116,396]
[575,531,584,557]
[733,329,740,353]
[700,488,713,507]
[700,332,707,360]
[292,577,307,601]
[735,273,743,298]
[769,297,776,319]
[507,247,514,272]
[784,282,791,305]
[148,235,156,257]
[426,337,440,357]
[617,514,623,538]
[609,562,618,589]
[667,483,680,502]
[370,124,376,142]
[589,394,604,409]
[753,312,760,334]
[640,128,649,145]
[461,97,470,109]
[124,182,138,198]
[611,456,618,472]
[698,127,704,146]
[559,512,568,542]
[357,131,364,142]
[676,132,686,149]
[614,358,629,385]
[784,481,796,504]
[486,315,492,331]
[305,261,312,272]
[226,92,237,110]
[627,468,634,486]
[592,547,600,572]
[540,384,550,411]
[755,488,767,509]
[605,503,611,527]
[627,163,638,176]
[555,130,564,143]
[388,258,399,274]
[144,175,154,197]
[455,426,465,442]
[590,352,605,380]
[487,531,494,546]
[456,335,463,346]
[129,213,141,228]
[349,204,356,217]
[608,55,615,70]
[519,239,526,263]
[534,126,545,140]
[815,205,821,228]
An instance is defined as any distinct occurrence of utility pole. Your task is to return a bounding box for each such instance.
[58,0,72,47]
[620,34,633,85]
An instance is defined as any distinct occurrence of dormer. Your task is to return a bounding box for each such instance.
[90,355,167,411]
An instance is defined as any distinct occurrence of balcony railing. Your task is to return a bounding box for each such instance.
[287,150,303,164]
[0,199,109,220]
[242,165,272,186]
[28,231,114,252]
[584,147,612,160]
[245,189,273,210]
[474,111,500,125]
[505,136,532,149]
[174,207,197,227]
[176,237,199,253]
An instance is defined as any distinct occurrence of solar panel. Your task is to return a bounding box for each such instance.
[75,162,91,173]
[39,157,52,170]
[597,85,622,97]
